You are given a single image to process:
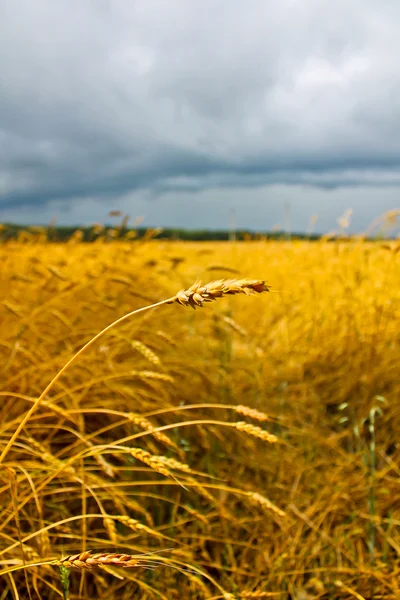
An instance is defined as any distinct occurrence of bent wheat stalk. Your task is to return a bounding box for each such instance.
[0,278,269,463]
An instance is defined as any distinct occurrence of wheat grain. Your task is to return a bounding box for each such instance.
[233,422,278,443]
[131,340,161,366]
[186,480,216,504]
[221,315,248,336]
[54,551,146,570]
[104,515,164,541]
[154,455,193,473]
[103,517,118,544]
[115,515,163,538]
[155,330,177,346]
[247,492,285,517]
[138,370,174,383]
[182,505,209,525]
[128,413,178,450]
[235,406,269,422]
[128,448,171,477]
[169,279,270,309]
[129,448,193,476]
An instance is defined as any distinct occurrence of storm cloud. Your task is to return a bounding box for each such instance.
[1,0,399,231]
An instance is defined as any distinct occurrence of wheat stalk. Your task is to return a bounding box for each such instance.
[0,277,270,463]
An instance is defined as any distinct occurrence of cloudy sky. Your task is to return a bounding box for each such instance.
[1,0,399,233]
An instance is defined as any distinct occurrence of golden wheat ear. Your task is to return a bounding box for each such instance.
[169,278,270,309]
[54,551,148,570]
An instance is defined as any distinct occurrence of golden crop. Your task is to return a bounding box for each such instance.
[0,232,399,598]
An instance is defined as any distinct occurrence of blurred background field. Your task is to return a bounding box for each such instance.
[1,231,400,599]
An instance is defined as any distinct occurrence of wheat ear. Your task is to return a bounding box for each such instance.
[170,279,270,309]
[53,551,151,570]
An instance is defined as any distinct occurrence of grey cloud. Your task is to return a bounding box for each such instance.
[5,185,400,236]
[0,0,399,229]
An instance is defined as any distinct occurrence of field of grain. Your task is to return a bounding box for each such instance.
[1,234,400,599]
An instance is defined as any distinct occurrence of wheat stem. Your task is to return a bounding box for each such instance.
[0,298,172,464]
[0,278,268,463]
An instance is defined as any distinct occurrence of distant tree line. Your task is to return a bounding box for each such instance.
[1,223,322,242]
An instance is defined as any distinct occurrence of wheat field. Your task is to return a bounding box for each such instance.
[1,229,400,599]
